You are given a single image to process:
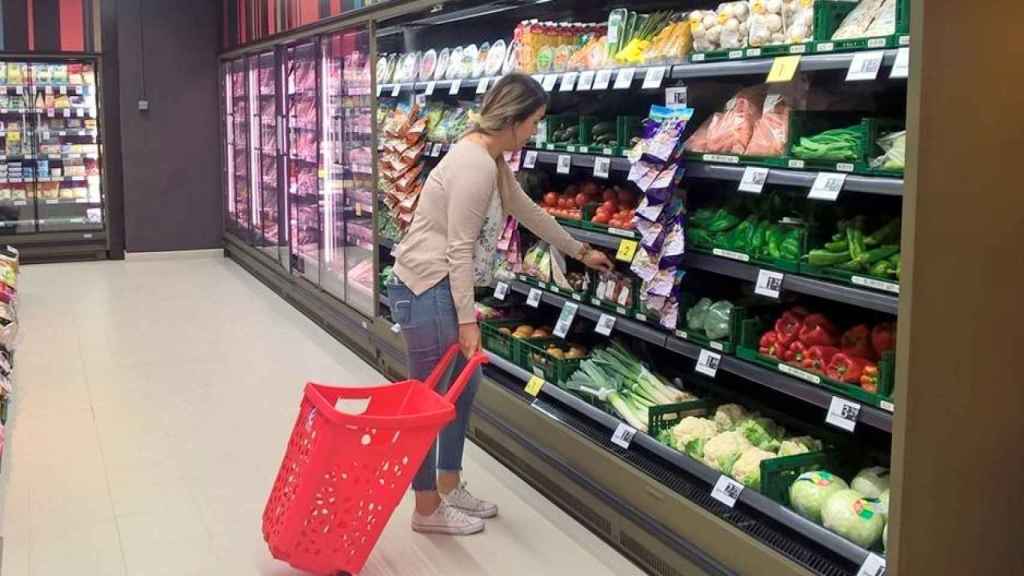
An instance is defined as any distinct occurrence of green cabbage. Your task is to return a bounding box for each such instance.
[789,470,849,523]
[702,431,752,474]
[732,447,776,491]
[851,466,890,499]
[821,489,886,549]
[778,436,823,456]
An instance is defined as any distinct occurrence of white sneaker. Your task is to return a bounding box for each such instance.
[411,502,485,535]
[443,482,499,519]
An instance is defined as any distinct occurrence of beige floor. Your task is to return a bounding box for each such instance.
[0,255,643,576]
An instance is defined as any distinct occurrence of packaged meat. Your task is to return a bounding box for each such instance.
[705,87,764,155]
[782,0,815,44]
[745,93,791,157]
[748,0,787,47]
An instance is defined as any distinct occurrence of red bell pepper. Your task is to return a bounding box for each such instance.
[802,345,840,373]
[785,341,809,365]
[826,353,869,384]
[798,314,839,347]
[860,364,880,393]
[774,310,805,346]
[840,324,876,360]
[759,331,786,360]
[871,322,897,356]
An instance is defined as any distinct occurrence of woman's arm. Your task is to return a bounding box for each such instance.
[497,162,588,258]
[446,163,499,325]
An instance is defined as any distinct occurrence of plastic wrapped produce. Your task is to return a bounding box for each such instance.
[705,87,763,154]
[704,300,735,340]
[684,113,721,153]
[864,0,898,37]
[832,0,887,40]
[782,0,815,44]
[745,93,791,157]
[748,0,786,47]
[690,3,751,53]
[870,130,906,171]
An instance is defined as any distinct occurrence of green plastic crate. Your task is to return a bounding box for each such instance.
[648,398,714,436]
[675,296,773,355]
[545,114,581,149]
[519,337,587,385]
[480,319,523,364]
[788,112,872,173]
[813,0,900,53]
[689,47,749,64]
[864,117,906,177]
[760,450,845,507]
[616,115,643,150]
[799,261,901,295]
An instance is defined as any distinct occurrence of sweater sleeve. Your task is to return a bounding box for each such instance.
[498,161,585,258]
[445,159,498,325]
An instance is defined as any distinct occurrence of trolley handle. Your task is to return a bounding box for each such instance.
[423,344,464,392]
[442,351,489,405]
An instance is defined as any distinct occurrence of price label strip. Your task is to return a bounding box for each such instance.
[576,70,595,91]
[523,150,538,169]
[593,156,611,179]
[767,55,802,83]
[809,172,847,201]
[560,72,578,92]
[890,47,909,79]
[613,68,636,90]
[556,154,572,174]
[610,423,638,449]
[449,79,462,95]
[711,475,745,508]
[738,166,769,194]
[826,396,862,432]
[593,69,613,90]
[642,66,666,89]
[525,375,545,397]
[542,74,559,92]
[391,84,402,97]
[553,302,579,339]
[526,288,543,308]
[616,239,639,263]
[494,281,509,301]
[755,269,785,299]
[476,77,490,94]
[425,81,436,95]
[857,553,887,576]
[595,313,617,336]
[695,349,722,378]
[846,50,886,82]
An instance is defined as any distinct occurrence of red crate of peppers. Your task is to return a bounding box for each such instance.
[756,307,896,394]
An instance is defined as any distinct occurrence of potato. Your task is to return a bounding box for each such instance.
[498,327,513,336]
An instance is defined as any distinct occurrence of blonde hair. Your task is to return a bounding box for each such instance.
[465,73,548,136]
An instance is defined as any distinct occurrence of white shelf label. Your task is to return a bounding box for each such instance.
[390,322,402,334]
[712,248,751,262]
[665,86,688,106]
[711,475,745,508]
[595,313,616,336]
[755,269,784,299]
[857,553,887,576]
[779,362,822,384]
[817,42,835,53]
[851,275,901,294]
[553,302,579,338]
[891,47,909,79]
[642,66,666,89]
[430,143,441,157]
[493,281,509,301]
[523,150,538,169]
[576,70,595,91]
[846,50,886,82]
[542,74,558,92]
[556,154,572,174]
[868,38,887,48]
[476,78,489,94]
[593,69,613,90]
[827,396,862,432]
[449,79,462,95]
[593,156,611,179]
[880,400,895,413]
[695,349,722,378]
[613,68,636,90]
[610,423,638,449]
[560,72,578,92]
[809,172,847,201]
[526,288,543,308]
[703,154,740,164]
[391,84,401,97]
[425,81,436,95]
[738,166,769,194]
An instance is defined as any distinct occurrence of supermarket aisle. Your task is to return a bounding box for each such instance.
[0,255,643,576]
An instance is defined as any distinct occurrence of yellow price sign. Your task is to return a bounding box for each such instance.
[525,376,544,397]
[616,239,639,263]
[767,55,802,83]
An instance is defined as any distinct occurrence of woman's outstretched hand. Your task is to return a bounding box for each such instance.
[581,248,614,273]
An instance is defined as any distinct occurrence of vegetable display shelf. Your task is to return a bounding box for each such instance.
[483,351,875,573]
[502,278,893,433]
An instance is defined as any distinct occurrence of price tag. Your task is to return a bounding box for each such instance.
[542,74,558,92]
[560,72,578,92]
[523,150,538,169]
[593,156,611,179]
[755,269,784,299]
[610,423,638,449]
[576,70,595,91]
[767,55,802,83]
[846,50,886,82]
[665,86,688,106]
[613,68,636,89]
[425,81,436,95]
[556,154,571,174]
[642,66,666,89]
[391,84,402,97]
[695,349,722,378]
[595,314,616,336]
[390,322,402,334]
[890,47,909,79]
[593,69,613,90]
[47,108,55,118]
[553,302,579,339]
[711,475,745,508]
[857,553,887,576]
[494,281,509,301]
[449,79,462,95]
[476,77,489,94]
[76,108,85,118]
[809,172,847,201]
[63,109,71,117]
[59,86,67,95]
[525,376,544,397]
[526,288,543,308]
[826,396,862,432]
[616,239,638,263]
[738,166,769,194]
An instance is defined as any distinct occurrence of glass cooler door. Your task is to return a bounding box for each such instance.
[0,73,37,235]
[253,51,284,265]
[284,41,322,285]
[228,58,251,239]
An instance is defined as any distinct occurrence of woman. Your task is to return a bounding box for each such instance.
[388,73,613,536]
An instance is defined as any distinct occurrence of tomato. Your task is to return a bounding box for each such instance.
[544,192,559,207]
[575,192,589,208]
[600,200,617,213]
[593,213,611,225]
[602,189,617,202]
[617,189,635,207]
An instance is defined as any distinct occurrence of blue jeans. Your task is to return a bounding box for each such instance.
[388,276,482,492]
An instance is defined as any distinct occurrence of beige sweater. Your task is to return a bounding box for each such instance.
[395,140,585,324]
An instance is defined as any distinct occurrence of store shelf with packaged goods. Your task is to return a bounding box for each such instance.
[499,278,893,433]
[483,351,875,573]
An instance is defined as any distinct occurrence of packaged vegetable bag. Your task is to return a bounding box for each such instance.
[745,93,791,157]
[705,87,764,155]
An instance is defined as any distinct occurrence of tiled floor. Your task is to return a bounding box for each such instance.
[0,255,643,576]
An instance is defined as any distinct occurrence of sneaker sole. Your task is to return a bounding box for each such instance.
[411,521,485,535]
[452,505,499,519]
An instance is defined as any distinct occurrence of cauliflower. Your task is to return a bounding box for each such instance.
[778,435,823,456]
[738,417,784,451]
[713,403,751,431]
[669,417,719,459]
[732,446,776,491]
[702,430,752,474]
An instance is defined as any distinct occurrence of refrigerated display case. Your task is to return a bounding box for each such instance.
[225,58,251,239]
[284,41,322,285]
[251,51,286,267]
[323,27,376,316]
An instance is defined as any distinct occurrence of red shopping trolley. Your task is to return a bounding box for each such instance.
[262,345,488,575]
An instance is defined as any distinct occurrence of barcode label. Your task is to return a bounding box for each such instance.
[576,70,595,91]
[755,269,784,299]
[542,74,558,91]
[449,79,462,95]
[738,166,769,194]
[476,78,489,94]
[695,349,722,378]
[493,282,509,301]
[711,475,744,508]
[526,288,543,308]
[809,172,847,201]
[846,50,885,82]
[556,154,572,174]
[560,72,578,92]
[593,156,611,179]
[523,150,538,169]
[610,423,637,449]
[593,69,613,90]
[595,314,616,336]
[553,302,579,338]
[642,66,666,89]
[425,81,436,95]
[613,68,636,89]
[826,396,861,432]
